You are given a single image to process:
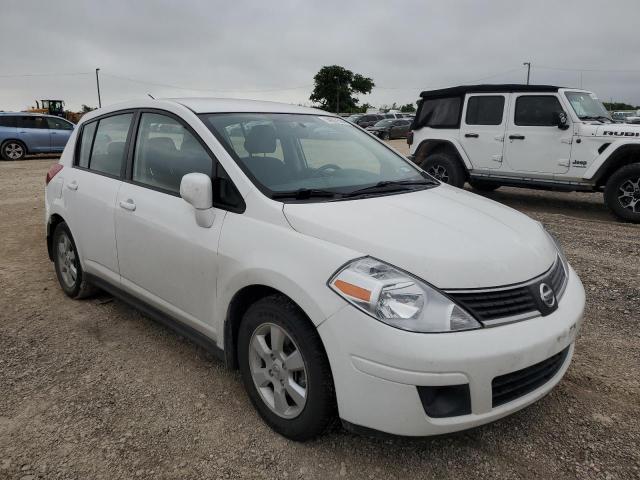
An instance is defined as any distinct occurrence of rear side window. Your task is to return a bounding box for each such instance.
[17,116,48,129]
[77,121,97,168]
[132,112,212,194]
[514,96,563,126]
[0,116,17,128]
[89,113,133,176]
[465,96,505,125]
[46,117,74,130]
[416,97,461,128]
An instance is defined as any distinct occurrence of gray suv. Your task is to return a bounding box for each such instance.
[0,113,74,160]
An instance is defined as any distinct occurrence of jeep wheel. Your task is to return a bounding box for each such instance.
[1,141,26,161]
[420,152,465,188]
[469,179,500,192]
[604,163,640,223]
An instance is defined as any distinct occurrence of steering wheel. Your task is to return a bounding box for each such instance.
[317,163,343,176]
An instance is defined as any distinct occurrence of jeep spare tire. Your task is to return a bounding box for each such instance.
[420,152,465,188]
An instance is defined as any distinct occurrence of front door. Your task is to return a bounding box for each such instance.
[17,115,50,153]
[114,111,224,331]
[459,94,508,170]
[503,94,572,174]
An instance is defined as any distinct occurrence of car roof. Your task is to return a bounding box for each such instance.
[419,84,563,99]
[0,111,54,117]
[168,97,326,115]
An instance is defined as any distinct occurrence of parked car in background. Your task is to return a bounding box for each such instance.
[408,84,640,223]
[611,111,640,124]
[351,113,385,128]
[366,118,412,139]
[45,97,584,440]
[0,112,74,160]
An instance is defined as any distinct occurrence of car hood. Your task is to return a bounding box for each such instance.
[593,123,640,137]
[283,185,556,289]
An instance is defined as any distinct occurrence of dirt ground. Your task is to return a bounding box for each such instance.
[1,150,639,480]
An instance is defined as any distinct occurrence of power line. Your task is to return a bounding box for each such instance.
[536,65,640,73]
[0,71,93,78]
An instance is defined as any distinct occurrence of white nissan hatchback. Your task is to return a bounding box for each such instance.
[45,98,585,440]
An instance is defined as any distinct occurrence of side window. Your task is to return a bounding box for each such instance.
[17,116,48,129]
[90,113,133,176]
[465,96,505,125]
[416,97,462,128]
[77,121,97,168]
[133,112,212,194]
[46,117,74,130]
[0,116,17,128]
[515,96,563,126]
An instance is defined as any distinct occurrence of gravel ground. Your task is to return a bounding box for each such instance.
[1,152,639,480]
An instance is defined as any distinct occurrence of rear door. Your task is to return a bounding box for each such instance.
[503,94,572,174]
[114,110,225,330]
[64,112,134,284]
[459,94,508,170]
[46,116,74,151]
[17,115,50,152]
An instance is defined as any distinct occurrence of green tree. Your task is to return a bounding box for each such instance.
[603,101,638,111]
[400,103,416,113]
[310,65,374,113]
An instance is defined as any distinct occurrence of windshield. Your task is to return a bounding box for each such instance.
[346,115,363,122]
[565,91,611,120]
[373,119,394,127]
[200,113,431,199]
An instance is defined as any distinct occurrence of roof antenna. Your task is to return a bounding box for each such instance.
[147,93,155,99]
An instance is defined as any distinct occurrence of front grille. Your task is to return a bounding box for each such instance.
[492,347,569,407]
[446,258,567,324]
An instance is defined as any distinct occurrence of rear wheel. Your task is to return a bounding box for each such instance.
[420,152,466,188]
[238,294,336,441]
[1,141,26,160]
[604,163,640,223]
[52,223,97,298]
[469,179,500,192]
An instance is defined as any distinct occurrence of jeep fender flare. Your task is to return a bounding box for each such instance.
[585,141,640,185]
[412,138,473,172]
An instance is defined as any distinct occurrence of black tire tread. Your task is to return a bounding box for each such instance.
[603,162,640,223]
[420,151,466,188]
[52,222,98,299]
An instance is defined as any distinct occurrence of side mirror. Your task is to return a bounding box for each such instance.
[180,172,214,228]
[556,111,569,130]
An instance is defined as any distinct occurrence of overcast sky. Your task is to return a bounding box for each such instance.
[2,0,640,112]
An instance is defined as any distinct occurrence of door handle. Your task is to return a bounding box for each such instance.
[119,199,136,211]
[465,133,479,138]
[67,181,78,191]
[509,135,525,140]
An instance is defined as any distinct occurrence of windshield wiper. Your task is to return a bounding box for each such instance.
[579,115,612,123]
[343,179,436,198]
[271,188,337,200]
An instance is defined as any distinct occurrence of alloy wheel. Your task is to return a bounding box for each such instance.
[617,176,640,213]
[428,164,450,183]
[249,323,308,419]
[56,232,78,289]
[4,143,24,160]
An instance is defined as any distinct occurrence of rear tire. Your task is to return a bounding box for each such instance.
[1,140,26,160]
[52,222,97,298]
[420,152,466,188]
[604,163,640,223]
[237,294,336,441]
[469,179,500,192]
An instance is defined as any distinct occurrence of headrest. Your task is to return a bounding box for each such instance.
[148,137,176,152]
[244,124,277,154]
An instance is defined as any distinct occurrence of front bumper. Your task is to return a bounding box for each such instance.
[317,265,585,436]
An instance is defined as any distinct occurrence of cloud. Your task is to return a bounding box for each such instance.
[1,0,639,112]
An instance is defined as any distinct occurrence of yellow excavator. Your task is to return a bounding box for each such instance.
[27,99,83,123]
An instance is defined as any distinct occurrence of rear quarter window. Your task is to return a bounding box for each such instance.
[415,97,462,128]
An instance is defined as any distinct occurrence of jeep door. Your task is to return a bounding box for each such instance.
[503,94,572,174]
[459,95,508,170]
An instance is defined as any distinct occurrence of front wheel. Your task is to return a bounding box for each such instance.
[604,163,640,223]
[238,295,336,441]
[420,152,466,188]
[382,131,390,140]
[1,141,26,160]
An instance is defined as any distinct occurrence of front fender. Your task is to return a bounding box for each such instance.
[583,140,640,180]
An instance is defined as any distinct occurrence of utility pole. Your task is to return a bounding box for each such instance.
[523,62,531,85]
[95,68,102,108]
[336,77,340,115]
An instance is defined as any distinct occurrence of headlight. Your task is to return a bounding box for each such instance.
[543,227,569,275]
[328,257,481,333]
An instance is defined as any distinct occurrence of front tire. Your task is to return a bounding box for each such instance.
[604,163,640,223]
[1,140,26,160]
[238,294,336,441]
[420,152,466,188]
[52,222,96,298]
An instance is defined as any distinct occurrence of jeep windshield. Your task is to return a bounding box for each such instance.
[565,91,612,122]
[200,113,436,201]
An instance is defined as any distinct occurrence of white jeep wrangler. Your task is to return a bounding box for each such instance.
[408,84,640,223]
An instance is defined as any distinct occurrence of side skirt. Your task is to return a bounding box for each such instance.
[469,174,597,192]
[85,273,226,364]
